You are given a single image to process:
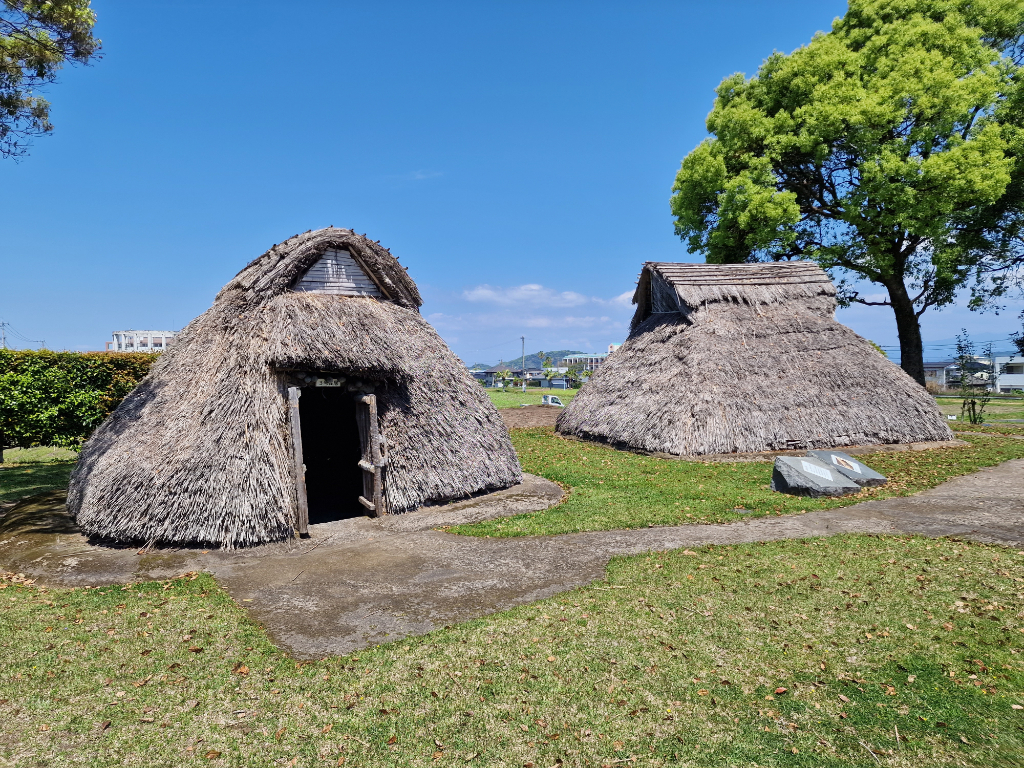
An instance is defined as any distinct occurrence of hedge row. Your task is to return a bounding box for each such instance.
[0,350,156,453]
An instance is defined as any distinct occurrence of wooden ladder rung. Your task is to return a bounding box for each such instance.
[357,496,375,511]
[358,459,375,473]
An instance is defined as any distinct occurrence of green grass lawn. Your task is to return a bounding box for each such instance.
[2,446,80,464]
[0,462,75,504]
[0,447,78,504]
[2,536,1022,767]
[950,422,1024,437]
[451,430,1024,538]
[935,397,1024,423]
[486,388,579,409]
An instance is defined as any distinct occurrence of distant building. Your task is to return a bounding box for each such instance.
[563,352,605,371]
[995,355,1024,392]
[923,360,956,388]
[106,330,177,353]
[562,345,622,372]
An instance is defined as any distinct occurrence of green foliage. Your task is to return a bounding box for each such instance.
[670,0,1024,381]
[0,350,155,450]
[0,1,100,158]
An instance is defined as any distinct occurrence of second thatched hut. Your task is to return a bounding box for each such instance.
[556,261,952,456]
[69,228,522,548]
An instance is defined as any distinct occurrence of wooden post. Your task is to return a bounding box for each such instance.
[355,393,386,516]
[287,386,310,537]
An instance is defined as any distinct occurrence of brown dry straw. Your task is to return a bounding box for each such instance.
[556,261,953,456]
[69,228,521,548]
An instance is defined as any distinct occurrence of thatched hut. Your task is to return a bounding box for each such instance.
[556,262,953,456]
[69,228,522,548]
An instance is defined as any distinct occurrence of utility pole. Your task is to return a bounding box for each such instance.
[0,322,7,350]
[521,336,526,393]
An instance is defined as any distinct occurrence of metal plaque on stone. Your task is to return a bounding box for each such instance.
[806,450,887,487]
[770,456,861,497]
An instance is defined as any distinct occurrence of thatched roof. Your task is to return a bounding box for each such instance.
[69,228,521,548]
[557,261,953,456]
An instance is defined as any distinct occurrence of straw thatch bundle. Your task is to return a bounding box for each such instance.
[556,262,953,456]
[69,228,521,548]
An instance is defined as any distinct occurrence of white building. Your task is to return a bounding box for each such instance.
[563,345,622,372]
[106,330,177,353]
[995,355,1024,393]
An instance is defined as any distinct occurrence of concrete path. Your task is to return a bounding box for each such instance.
[1,461,1022,659]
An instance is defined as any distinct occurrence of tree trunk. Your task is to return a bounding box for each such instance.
[886,282,926,386]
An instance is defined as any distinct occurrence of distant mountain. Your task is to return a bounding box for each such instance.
[470,350,586,370]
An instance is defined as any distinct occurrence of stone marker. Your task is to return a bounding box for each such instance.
[806,450,888,487]
[770,456,861,497]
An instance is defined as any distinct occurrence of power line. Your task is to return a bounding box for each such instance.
[0,321,45,350]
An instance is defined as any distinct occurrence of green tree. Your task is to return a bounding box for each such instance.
[1,0,100,158]
[670,0,1024,385]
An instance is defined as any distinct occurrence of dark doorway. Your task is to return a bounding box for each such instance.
[298,387,365,523]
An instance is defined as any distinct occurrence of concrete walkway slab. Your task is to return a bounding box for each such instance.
[2,461,1022,659]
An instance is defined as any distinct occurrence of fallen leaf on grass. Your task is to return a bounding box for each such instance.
[275,726,286,741]
[775,688,787,695]
[322,724,333,733]
[189,647,204,653]
[387,736,397,744]
[204,750,221,759]
[232,663,249,675]
[839,695,850,703]
[99,720,111,731]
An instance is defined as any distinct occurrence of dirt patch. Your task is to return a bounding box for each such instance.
[501,405,562,429]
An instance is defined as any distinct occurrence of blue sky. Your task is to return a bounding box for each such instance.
[2,0,1021,363]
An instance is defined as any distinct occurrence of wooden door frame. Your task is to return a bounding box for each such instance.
[286,386,310,537]
[355,393,386,516]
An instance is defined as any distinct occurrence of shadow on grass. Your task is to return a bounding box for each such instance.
[0,462,74,505]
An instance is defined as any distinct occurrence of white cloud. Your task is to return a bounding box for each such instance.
[461,283,636,309]
[462,283,591,308]
[598,290,635,308]
[523,315,611,329]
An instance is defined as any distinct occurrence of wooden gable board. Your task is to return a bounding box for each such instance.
[293,249,383,297]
